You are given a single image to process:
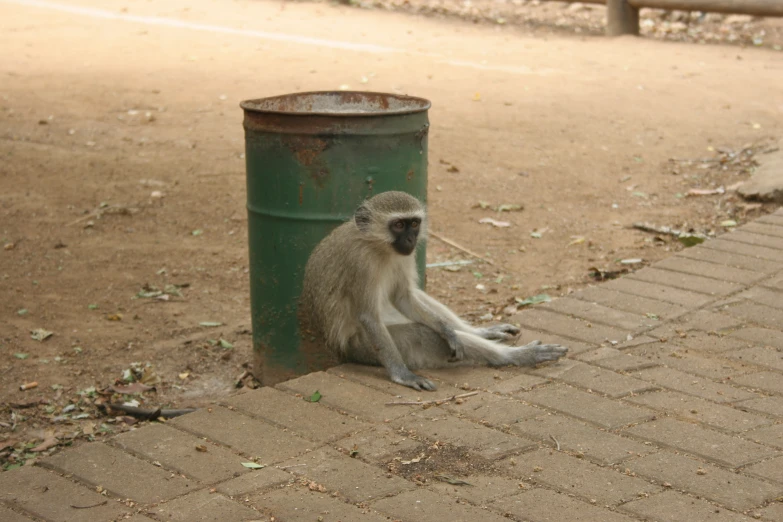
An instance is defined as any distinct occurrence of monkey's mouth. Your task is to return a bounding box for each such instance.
[393,244,416,256]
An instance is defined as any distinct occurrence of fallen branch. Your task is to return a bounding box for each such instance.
[385,391,478,407]
[102,403,196,420]
[632,222,708,240]
[429,232,494,266]
[549,434,560,451]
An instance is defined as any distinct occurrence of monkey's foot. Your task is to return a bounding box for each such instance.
[392,370,437,391]
[511,340,568,366]
[476,324,521,341]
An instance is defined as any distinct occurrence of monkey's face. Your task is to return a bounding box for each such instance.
[389,217,421,256]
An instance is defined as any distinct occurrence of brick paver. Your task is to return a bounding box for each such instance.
[539,296,657,330]
[498,449,661,505]
[744,423,783,449]
[602,277,714,307]
[491,488,640,522]
[507,413,655,465]
[0,505,34,522]
[625,417,777,467]
[41,441,196,503]
[731,326,783,350]
[428,474,522,505]
[371,488,512,522]
[577,347,659,372]
[222,386,369,442]
[113,423,250,483]
[251,485,393,521]
[215,467,292,498]
[574,285,690,319]
[170,406,316,463]
[531,359,657,398]
[632,366,756,403]
[676,241,783,273]
[744,455,783,484]
[626,450,782,511]
[445,391,541,426]
[702,237,783,262]
[723,230,783,250]
[149,488,261,521]
[624,390,771,433]
[621,490,755,522]
[626,267,743,296]
[627,344,753,380]
[396,407,536,460]
[6,210,782,522]
[653,256,766,284]
[522,384,655,429]
[275,447,415,502]
[0,466,131,521]
[732,370,783,395]
[511,308,630,345]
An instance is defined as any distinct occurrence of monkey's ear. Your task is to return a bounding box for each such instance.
[354,204,372,231]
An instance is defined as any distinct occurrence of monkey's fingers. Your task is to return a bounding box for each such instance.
[392,371,438,391]
[477,324,521,341]
[533,344,568,362]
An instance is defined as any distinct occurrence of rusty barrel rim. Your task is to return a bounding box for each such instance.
[240,91,431,118]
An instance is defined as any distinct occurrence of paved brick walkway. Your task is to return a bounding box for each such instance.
[2,208,783,521]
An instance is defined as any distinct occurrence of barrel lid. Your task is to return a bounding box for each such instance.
[240,91,431,117]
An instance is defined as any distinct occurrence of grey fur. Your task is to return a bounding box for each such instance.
[299,191,567,391]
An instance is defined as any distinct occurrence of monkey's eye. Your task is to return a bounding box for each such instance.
[392,220,405,231]
[410,220,419,229]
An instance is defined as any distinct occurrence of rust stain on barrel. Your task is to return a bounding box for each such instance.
[284,136,328,166]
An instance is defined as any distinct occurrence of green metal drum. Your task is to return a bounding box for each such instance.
[241,91,431,386]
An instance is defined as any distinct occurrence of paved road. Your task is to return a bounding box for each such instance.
[2,211,782,519]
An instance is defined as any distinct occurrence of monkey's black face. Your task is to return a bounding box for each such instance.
[389,218,420,256]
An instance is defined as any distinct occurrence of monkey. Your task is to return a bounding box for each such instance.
[299,191,568,391]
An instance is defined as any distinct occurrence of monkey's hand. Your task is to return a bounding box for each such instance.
[447,339,465,363]
[390,368,437,391]
[475,324,521,342]
[511,340,568,366]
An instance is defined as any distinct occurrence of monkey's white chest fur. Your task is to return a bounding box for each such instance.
[378,258,414,326]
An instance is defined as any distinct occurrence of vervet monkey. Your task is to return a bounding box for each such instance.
[300,191,567,391]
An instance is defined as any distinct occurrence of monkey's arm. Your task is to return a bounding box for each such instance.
[358,313,437,391]
[399,288,519,342]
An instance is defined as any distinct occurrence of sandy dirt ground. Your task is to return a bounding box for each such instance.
[1,0,781,468]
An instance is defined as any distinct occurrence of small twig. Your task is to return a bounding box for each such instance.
[429,232,494,266]
[277,463,307,470]
[549,434,560,451]
[385,391,479,407]
[71,500,108,509]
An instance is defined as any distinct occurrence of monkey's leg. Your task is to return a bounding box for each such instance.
[351,316,437,391]
[387,323,454,370]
